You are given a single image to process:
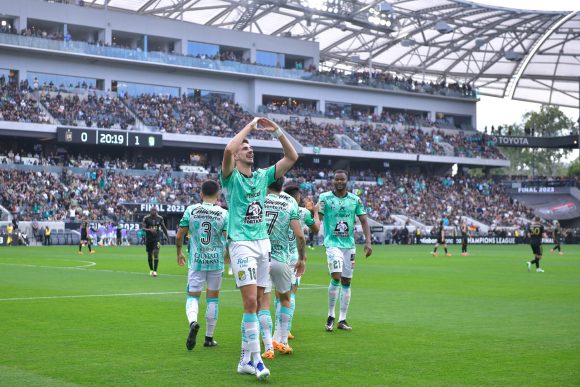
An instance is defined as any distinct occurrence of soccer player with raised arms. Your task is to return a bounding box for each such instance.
[176,180,228,350]
[318,170,372,332]
[220,116,298,380]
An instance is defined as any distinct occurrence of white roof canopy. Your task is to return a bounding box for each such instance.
[84,0,580,108]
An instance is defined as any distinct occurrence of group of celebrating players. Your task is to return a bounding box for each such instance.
[171,117,372,381]
[74,116,567,382]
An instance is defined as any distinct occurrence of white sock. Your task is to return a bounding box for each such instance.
[339,285,351,321]
[328,279,340,318]
[205,298,219,338]
[258,310,273,352]
[243,314,262,365]
[279,306,292,345]
[273,298,281,342]
[186,296,199,324]
[240,318,250,364]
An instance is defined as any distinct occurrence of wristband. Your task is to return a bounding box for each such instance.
[273,128,283,139]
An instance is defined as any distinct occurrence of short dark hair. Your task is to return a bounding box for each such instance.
[268,176,285,192]
[242,138,249,145]
[534,216,540,222]
[334,169,348,177]
[283,184,300,197]
[201,180,220,197]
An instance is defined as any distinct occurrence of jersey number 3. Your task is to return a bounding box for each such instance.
[201,222,212,245]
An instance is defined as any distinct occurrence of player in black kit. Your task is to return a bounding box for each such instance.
[550,220,564,255]
[460,218,469,256]
[431,220,450,256]
[526,216,545,273]
[142,207,169,277]
[78,218,94,255]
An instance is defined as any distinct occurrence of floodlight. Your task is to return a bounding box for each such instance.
[504,50,524,61]
[434,21,453,34]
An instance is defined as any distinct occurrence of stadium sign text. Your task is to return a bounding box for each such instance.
[419,237,555,245]
[492,135,577,149]
[493,136,529,146]
[137,204,186,213]
[517,187,555,193]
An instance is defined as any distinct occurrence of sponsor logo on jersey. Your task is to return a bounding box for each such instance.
[244,201,263,224]
[334,221,349,237]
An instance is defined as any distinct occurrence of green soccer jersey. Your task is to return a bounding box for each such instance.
[219,165,276,241]
[179,202,228,271]
[264,192,299,264]
[319,191,366,249]
[289,206,315,264]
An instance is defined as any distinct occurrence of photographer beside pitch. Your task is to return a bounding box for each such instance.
[220,116,298,380]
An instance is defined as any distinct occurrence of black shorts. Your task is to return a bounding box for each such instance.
[146,240,161,253]
[531,243,542,256]
[461,235,468,244]
[437,238,445,244]
[81,234,89,243]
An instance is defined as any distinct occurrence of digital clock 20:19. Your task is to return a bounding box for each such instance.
[99,133,125,145]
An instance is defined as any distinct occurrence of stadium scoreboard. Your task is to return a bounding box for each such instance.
[57,128,162,148]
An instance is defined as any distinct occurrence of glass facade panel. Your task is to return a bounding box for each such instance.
[116,81,179,97]
[27,71,97,90]
[187,41,219,58]
[255,50,278,67]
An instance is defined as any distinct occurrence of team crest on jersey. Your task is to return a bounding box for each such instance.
[238,271,246,281]
[334,221,349,237]
[244,201,263,224]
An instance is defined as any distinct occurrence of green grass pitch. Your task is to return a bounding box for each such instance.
[0,244,579,386]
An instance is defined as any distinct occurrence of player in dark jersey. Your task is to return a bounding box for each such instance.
[550,220,564,255]
[526,216,545,273]
[78,218,94,255]
[431,220,450,256]
[460,218,469,256]
[116,223,122,246]
[142,207,169,277]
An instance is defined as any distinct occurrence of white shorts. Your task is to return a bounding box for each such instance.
[229,239,271,288]
[187,269,223,293]
[267,260,292,294]
[326,247,356,279]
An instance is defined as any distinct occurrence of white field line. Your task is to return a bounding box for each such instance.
[0,260,96,269]
[0,285,327,302]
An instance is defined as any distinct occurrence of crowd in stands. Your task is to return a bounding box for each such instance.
[0,78,51,124]
[0,80,504,157]
[124,95,272,139]
[0,169,210,222]
[304,69,476,99]
[43,93,135,129]
[1,22,477,100]
[0,157,566,235]
[286,168,534,227]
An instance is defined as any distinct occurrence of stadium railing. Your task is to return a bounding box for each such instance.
[0,33,477,100]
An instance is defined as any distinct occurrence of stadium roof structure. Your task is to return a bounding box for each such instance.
[82,0,579,108]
